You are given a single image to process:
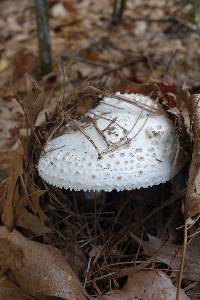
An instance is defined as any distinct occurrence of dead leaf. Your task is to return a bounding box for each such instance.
[103,270,190,300]
[0,85,49,231]
[1,141,24,228]
[131,232,200,281]
[0,238,23,275]
[1,140,49,233]
[13,49,39,93]
[63,1,77,13]
[15,204,51,235]
[21,177,47,220]
[18,79,45,129]
[0,276,35,300]
[0,226,87,300]
[51,3,68,19]
[0,58,8,72]
[120,82,172,97]
[63,231,87,277]
[184,94,200,218]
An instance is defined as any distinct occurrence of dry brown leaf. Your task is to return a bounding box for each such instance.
[63,1,77,13]
[120,81,177,99]
[131,233,200,281]
[175,89,191,133]
[0,276,35,300]
[63,232,87,277]
[0,87,49,232]
[0,58,9,72]
[51,3,68,19]
[15,204,51,235]
[0,97,25,150]
[1,142,50,234]
[102,270,190,300]
[0,226,87,300]
[21,176,47,219]
[13,49,38,93]
[184,93,200,218]
[1,141,24,228]
[0,238,23,275]
[18,80,45,129]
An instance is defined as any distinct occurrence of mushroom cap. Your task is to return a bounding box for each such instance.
[38,93,179,192]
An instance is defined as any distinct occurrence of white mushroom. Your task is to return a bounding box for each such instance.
[38,93,181,192]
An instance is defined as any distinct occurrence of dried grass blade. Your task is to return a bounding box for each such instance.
[88,86,162,114]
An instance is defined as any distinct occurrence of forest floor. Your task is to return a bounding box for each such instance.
[1,0,200,299]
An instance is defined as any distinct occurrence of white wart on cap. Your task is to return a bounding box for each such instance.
[38,93,179,192]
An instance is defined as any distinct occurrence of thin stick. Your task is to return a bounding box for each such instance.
[84,257,92,289]
[72,121,102,159]
[176,219,188,300]
[88,57,146,80]
[89,86,161,114]
[61,52,109,68]
[92,113,127,133]
[92,119,111,147]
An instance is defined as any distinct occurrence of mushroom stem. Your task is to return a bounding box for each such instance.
[83,191,106,212]
[84,191,104,200]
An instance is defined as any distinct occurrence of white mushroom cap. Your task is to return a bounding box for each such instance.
[38,93,179,192]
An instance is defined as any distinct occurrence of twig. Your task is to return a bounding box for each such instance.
[176,219,188,300]
[124,101,149,138]
[71,121,102,159]
[104,190,185,257]
[89,86,161,114]
[88,57,146,80]
[61,52,110,68]
[92,118,111,147]
[84,257,92,289]
[92,113,127,133]
[129,114,149,140]
[100,136,131,156]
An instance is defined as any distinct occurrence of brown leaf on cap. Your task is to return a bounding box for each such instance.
[102,270,190,300]
[0,226,87,300]
[119,81,177,98]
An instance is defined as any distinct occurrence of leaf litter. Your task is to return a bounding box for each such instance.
[0,226,87,300]
[102,269,190,300]
[1,0,200,299]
